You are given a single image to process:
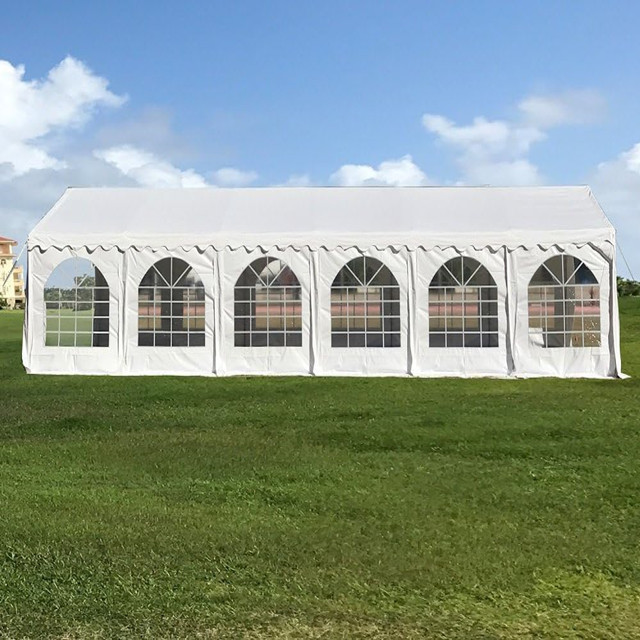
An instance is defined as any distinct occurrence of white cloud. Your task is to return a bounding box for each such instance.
[422,114,544,186]
[212,167,258,187]
[96,147,259,189]
[0,56,126,178]
[93,106,192,159]
[623,142,640,174]
[422,89,606,186]
[280,173,313,187]
[94,145,209,188]
[518,90,606,128]
[422,114,544,158]
[0,154,135,249]
[591,142,640,278]
[462,159,541,187]
[330,155,430,186]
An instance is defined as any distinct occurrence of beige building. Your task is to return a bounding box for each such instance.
[0,236,25,309]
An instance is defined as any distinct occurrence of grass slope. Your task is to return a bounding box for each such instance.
[1,300,639,639]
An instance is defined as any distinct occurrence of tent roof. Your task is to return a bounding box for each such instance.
[28,186,615,251]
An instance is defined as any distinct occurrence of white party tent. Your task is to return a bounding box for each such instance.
[23,186,622,378]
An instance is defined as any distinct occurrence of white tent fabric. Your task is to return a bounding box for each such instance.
[23,186,623,378]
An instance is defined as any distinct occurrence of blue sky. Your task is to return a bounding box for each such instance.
[1,1,639,274]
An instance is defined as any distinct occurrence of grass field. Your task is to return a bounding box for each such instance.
[1,300,640,639]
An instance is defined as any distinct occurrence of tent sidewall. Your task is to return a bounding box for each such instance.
[27,247,122,374]
[413,246,510,376]
[22,239,620,379]
[511,243,613,377]
[122,247,215,375]
[217,247,313,376]
[313,247,410,376]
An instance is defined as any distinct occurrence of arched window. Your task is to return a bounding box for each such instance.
[331,256,400,348]
[44,258,109,347]
[234,258,302,347]
[428,257,498,348]
[138,258,205,347]
[528,255,600,348]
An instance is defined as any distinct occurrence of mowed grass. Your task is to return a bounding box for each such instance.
[1,301,640,639]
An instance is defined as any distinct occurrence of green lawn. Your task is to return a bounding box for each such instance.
[1,301,640,639]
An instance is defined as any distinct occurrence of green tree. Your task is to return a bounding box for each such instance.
[617,276,640,297]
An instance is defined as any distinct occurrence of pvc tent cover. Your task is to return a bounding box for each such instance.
[29,186,614,250]
[24,185,622,379]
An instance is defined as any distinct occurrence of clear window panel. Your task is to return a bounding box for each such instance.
[286,333,302,347]
[171,333,189,347]
[234,317,250,332]
[331,257,401,348]
[285,315,301,330]
[366,333,384,347]
[46,317,60,333]
[528,256,601,349]
[45,333,59,347]
[138,317,153,331]
[447,333,464,348]
[59,333,75,347]
[235,302,251,317]
[172,317,188,332]
[234,257,303,348]
[332,316,348,331]
[93,333,110,347]
[571,333,584,347]
[332,333,348,348]
[482,333,499,348]
[138,332,154,347]
[235,332,250,347]
[349,333,366,348]
[137,258,205,348]
[44,258,110,348]
[384,333,402,348]
[74,333,92,347]
[430,332,446,348]
[252,332,268,347]
[463,333,482,348]
[428,259,499,348]
[482,317,499,333]
[584,332,601,347]
[584,316,601,332]
[268,332,285,347]
[155,332,171,347]
[189,333,206,347]
[463,316,480,331]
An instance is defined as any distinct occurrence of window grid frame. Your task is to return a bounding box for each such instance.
[234,259,303,348]
[428,257,499,349]
[44,265,110,348]
[330,257,401,349]
[137,258,206,348]
[527,256,601,349]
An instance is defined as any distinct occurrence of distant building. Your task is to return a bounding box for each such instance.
[0,236,25,309]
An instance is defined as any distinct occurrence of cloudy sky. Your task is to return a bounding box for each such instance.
[1,1,639,275]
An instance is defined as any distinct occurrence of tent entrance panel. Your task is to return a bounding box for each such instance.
[24,247,123,375]
[511,244,614,378]
[314,247,410,376]
[413,247,510,377]
[217,247,312,376]
[122,247,215,376]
